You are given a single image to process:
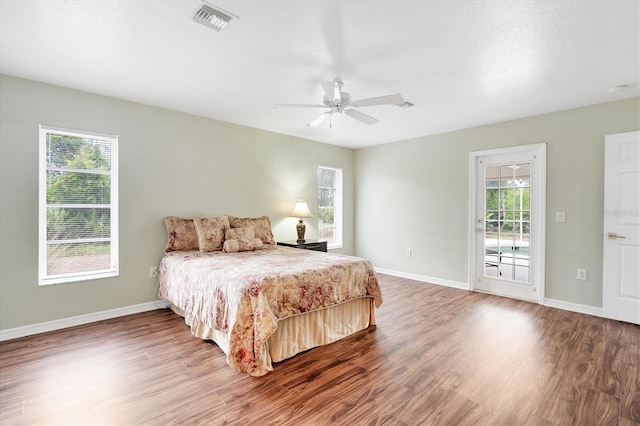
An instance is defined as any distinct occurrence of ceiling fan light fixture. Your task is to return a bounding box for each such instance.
[276,78,409,128]
[192,1,238,31]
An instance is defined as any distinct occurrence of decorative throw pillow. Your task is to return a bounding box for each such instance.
[223,237,264,253]
[223,226,263,253]
[229,215,276,245]
[225,226,255,241]
[193,215,230,252]
[163,217,198,253]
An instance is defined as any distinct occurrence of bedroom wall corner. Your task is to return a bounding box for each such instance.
[354,96,640,309]
[0,74,355,331]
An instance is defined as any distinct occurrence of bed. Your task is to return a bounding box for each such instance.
[157,215,383,376]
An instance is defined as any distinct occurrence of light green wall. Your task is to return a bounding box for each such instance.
[0,74,355,329]
[354,97,640,307]
[2,73,638,331]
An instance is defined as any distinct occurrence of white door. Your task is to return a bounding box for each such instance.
[470,144,546,303]
[603,131,640,325]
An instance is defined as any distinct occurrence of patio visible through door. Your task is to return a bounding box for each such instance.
[483,163,531,283]
[470,144,546,303]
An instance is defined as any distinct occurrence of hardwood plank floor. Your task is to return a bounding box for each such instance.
[1,274,638,425]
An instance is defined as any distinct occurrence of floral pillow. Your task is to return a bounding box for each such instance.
[229,215,276,245]
[163,217,199,253]
[225,226,255,241]
[193,215,230,252]
[223,226,264,253]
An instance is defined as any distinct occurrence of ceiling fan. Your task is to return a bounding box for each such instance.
[274,78,405,128]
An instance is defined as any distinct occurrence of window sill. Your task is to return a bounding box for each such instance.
[39,270,118,286]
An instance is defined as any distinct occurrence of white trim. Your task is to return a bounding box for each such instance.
[468,143,546,303]
[38,123,117,140]
[318,165,343,247]
[543,298,603,318]
[38,124,119,286]
[539,145,547,302]
[375,267,470,290]
[0,284,605,342]
[376,267,604,318]
[0,300,171,342]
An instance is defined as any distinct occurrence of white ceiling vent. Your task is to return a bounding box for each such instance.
[192,2,237,31]
[395,101,415,109]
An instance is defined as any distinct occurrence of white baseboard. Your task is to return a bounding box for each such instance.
[543,297,603,317]
[0,280,605,343]
[376,267,605,318]
[0,299,171,342]
[375,267,470,290]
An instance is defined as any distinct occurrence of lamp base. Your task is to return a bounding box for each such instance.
[296,219,306,243]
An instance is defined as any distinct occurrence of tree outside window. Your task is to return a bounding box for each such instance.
[39,126,118,284]
[317,166,342,248]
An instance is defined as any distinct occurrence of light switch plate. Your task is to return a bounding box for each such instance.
[556,212,565,222]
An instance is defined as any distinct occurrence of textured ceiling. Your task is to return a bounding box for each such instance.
[0,0,638,148]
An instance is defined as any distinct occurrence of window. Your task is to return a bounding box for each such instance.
[317,166,342,249]
[484,162,531,283]
[39,125,118,285]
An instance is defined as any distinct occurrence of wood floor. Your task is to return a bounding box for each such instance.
[1,274,639,425]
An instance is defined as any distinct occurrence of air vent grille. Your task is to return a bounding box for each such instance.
[395,101,415,109]
[192,2,236,31]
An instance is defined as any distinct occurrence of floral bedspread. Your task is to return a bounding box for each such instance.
[158,245,383,375]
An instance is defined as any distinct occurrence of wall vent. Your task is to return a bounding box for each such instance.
[192,2,237,31]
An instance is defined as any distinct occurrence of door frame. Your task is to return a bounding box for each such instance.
[468,143,546,303]
[602,131,640,324]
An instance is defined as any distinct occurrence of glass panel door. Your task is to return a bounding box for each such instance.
[484,162,531,283]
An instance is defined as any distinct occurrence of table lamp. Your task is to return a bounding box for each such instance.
[291,199,313,243]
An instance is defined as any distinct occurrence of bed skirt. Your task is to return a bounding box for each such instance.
[171,297,376,376]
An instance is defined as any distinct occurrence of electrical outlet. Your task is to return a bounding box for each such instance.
[577,268,587,280]
[149,266,158,278]
[405,248,412,257]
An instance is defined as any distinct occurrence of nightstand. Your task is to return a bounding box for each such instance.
[277,240,328,252]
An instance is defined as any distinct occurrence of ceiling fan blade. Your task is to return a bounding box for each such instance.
[350,94,404,108]
[320,80,341,103]
[308,111,331,127]
[345,109,379,125]
[274,103,326,108]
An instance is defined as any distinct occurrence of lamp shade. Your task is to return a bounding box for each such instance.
[291,199,313,219]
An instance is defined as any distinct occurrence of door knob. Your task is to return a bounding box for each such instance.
[607,232,626,240]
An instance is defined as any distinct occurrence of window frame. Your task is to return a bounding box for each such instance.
[38,124,119,285]
[317,165,343,249]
